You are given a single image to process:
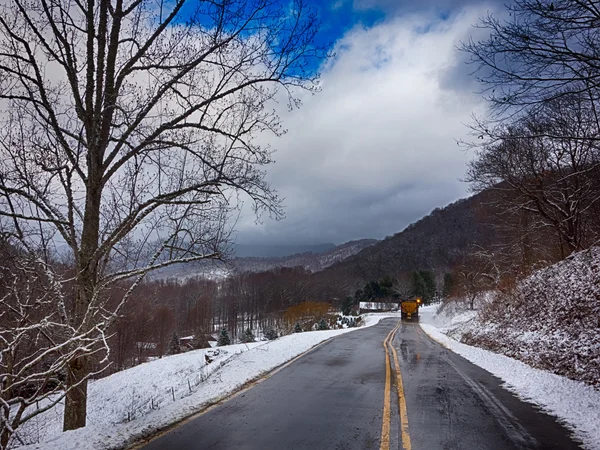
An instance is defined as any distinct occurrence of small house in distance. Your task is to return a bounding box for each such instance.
[359,301,399,313]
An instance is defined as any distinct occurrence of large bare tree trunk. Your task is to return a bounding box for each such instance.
[63,356,89,431]
[62,186,101,430]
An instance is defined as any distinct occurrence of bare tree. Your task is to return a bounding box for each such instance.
[0,0,324,432]
[0,242,110,448]
[454,252,497,310]
[392,272,413,300]
[462,0,600,118]
[465,93,600,256]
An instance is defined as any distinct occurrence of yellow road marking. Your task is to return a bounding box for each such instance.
[380,321,400,450]
[390,338,412,450]
[380,320,413,450]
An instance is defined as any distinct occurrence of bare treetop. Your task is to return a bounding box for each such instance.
[462,0,600,115]
[0,0,326,436]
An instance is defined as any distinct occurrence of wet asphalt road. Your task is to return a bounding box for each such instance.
[140,318,582,450]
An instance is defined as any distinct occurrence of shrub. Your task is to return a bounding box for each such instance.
[264,329,278,340]
[168,332,181,355]
[217,329,231,346]
[241,328,255,343]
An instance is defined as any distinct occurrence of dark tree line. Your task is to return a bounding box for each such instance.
[104,266,352,371]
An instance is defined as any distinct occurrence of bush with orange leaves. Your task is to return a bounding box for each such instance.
[283,301,334,331]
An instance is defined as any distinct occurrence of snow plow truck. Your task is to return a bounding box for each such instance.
[400,298,421,321]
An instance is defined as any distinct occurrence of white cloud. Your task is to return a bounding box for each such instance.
[236,6,494,245]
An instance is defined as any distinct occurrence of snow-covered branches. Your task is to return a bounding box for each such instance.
[0,245,110,448]
[0,0,325,434]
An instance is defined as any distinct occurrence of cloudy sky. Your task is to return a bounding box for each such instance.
[235,0,502,247]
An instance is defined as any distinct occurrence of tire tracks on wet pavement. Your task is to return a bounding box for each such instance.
[138,318,582,450]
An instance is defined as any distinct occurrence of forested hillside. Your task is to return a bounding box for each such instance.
[232,239,378,273]
[318,190,497,283]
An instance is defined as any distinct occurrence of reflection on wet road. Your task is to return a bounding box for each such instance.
[140,319,582,450]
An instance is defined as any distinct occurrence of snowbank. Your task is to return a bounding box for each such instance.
[420,304,600,450]
[18,313,399,450]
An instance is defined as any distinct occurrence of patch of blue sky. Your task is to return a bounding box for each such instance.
[168,0,388,75]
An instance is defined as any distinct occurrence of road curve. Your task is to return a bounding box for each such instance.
[139,318,582,450]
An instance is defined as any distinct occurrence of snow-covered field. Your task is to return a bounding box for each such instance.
[419,304,600,450]
[18,313,399,450]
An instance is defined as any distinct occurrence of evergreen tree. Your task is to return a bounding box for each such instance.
[420,271,437,303]
[379,275,395,297]
[364,281,383,299]
[264,329,278,340]
[318,318,329,330]
[294,322,303,333]
[411,271,426,300]
[217,329,231,346]
[354,288,366,303]
[168,332,181,355]
[411,270,436,304]
[241,328,255,343]
[341,296,354,315]
[442,273,455,299]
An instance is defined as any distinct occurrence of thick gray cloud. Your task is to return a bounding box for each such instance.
[235,6,499,246]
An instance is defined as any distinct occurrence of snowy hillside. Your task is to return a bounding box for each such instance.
[458,246,600,386]
[150,239,378,280]
[233,239,379,273]
[432,246,600,387]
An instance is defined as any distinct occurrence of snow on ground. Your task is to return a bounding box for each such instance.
[420,303,600,450]
[18,313,399,450]
[457,247,600,387]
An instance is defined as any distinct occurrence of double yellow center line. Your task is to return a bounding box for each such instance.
[380,321,412,450]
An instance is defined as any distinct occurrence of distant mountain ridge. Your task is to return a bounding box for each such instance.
[232,239,379,273]
[150,239,378,280]
[317,190,497,283]
[232,243,336,258]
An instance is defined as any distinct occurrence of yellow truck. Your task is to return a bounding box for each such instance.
[400,298,421,321]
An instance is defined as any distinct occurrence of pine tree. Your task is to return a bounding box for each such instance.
[168,332,181,355]
[264,329,278,340]
[341,296,353,315]
[241,328,255,343]
[318,318,329,330]
[294,322,303,333]
[217,329,231,346]
[442,273,455,299]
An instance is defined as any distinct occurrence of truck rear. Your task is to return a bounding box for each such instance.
[400,298,421,321]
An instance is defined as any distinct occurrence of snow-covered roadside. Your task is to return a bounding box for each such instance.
[19,313,398,450]
[419,305,600,450]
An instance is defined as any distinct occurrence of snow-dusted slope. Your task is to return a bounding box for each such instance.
[453,246,600,387]
[150,239,379,281]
